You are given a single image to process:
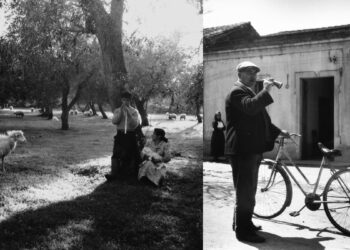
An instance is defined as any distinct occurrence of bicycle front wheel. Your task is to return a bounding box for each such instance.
[323,169,350,236]
[254,161,292,219]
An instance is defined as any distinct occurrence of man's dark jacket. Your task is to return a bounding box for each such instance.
[225,81,281,155]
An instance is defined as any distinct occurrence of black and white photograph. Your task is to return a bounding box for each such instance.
[203,0,350,249]
[0,0,203,249]
[2,0,350,249]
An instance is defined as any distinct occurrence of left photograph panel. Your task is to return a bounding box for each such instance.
[0,0,203,249]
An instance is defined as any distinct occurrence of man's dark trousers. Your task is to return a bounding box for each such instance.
[230,154,262,233]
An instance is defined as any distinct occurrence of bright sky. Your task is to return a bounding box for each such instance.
[0,0,202,51]
[124,0,202,50]
[204,0,350,35]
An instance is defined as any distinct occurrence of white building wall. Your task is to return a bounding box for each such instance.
[204,39,350,161]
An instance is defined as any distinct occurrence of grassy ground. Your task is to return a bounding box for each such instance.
[0,109,202,250]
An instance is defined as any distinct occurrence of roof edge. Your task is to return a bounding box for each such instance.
[263,23,350,37]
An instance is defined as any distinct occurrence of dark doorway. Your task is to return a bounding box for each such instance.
[301,77,334,159]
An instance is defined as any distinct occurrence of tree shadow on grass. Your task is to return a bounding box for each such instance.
[0,181,165,249]
[0,165,202,250]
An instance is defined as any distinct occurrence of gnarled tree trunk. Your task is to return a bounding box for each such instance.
[61,80,70,130]
[81,0,128,111]
[40,105,53,119]
[61,71,94,130]
[89,101,97,115]
[98,103,108,119]
[168,93,175,113]
[195,102,202,123]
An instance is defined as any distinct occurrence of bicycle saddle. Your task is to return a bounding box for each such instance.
[317,142,342,159]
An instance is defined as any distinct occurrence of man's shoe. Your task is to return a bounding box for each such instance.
[249,223,262,231]
[232,223,262,232]
[236,232,266,243]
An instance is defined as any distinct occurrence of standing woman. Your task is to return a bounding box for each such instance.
[106,91,142,182]
[211,111,226,162]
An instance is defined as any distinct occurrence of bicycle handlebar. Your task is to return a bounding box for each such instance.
[278,132,301,139]
[276,132,301,145]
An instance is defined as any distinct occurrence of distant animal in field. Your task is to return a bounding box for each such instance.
[0,130,26,172]
[70,110,78,115]
[179,113,186,120]
[84,109,93,117]
[9,106,13,110]
[168,113,177,120]
[14,111,24,118]
[31,108,34,112]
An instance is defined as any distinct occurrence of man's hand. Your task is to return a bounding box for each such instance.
[263,78,275,92]
[120,103,126,110]
[280,129,290,138]
[121,105,131,117]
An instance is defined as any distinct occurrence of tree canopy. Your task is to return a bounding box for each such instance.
[0,0,203,128]
[3,0,99,128]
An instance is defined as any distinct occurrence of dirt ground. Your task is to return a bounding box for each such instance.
[0,109,202,250]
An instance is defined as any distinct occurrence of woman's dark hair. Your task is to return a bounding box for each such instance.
[154,128,168,143]
[121,91,132,99]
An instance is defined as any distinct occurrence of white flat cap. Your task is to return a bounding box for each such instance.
[236,61,260,73]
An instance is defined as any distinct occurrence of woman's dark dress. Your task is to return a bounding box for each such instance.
[211,120,226,159]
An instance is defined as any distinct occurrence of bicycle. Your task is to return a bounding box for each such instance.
[254,133,350,236]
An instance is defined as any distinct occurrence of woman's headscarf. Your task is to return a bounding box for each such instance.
[214,111,221,121]
[154,128,168,143]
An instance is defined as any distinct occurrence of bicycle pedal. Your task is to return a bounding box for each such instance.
[289,211,300,217]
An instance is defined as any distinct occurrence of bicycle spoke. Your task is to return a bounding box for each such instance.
[329,205,350,211]
[326,195,350,199]
[324,169,350,236]
[327,201,350,204]
[335,177,350,199]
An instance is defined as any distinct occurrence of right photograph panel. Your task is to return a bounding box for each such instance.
[203,0,350,248]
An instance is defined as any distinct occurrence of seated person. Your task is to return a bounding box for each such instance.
[138,128,171,186]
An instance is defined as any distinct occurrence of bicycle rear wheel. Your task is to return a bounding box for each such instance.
[323,169,350,236]
[254,161,292,219]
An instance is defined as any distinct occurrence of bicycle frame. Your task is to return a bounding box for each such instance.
[270,137,337,199]
[257,135,350,235]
